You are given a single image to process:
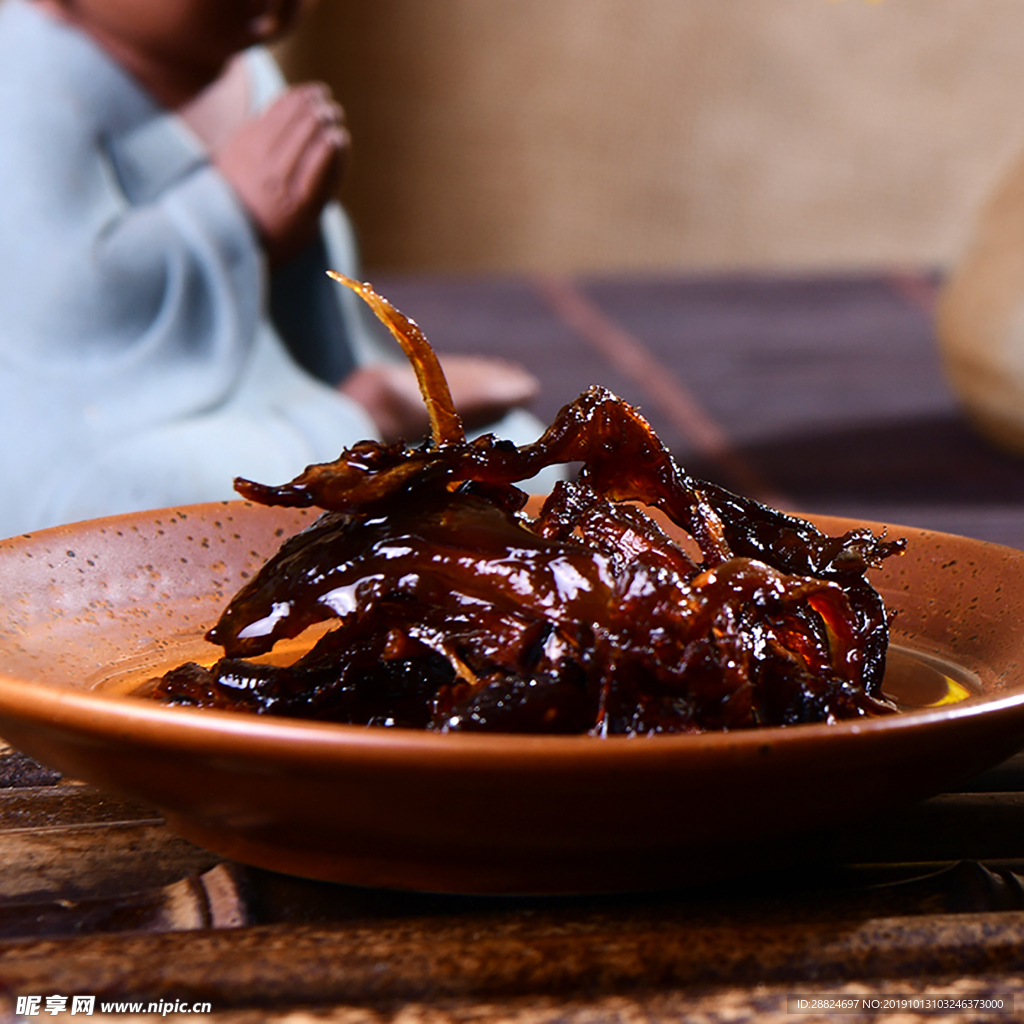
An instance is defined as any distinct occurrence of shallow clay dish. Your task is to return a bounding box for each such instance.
[0,501,1023,894]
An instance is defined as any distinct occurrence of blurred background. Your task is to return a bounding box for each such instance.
[3,0,1018,537]
[274,0,1024,547]
[277,0,1024,276]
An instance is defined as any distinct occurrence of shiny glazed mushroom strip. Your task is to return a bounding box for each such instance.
[155,277,905,734]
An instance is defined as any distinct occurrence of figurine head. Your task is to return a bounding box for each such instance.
[36,0,314,103]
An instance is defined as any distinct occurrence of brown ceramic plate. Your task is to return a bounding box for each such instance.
[0,501,1022,894]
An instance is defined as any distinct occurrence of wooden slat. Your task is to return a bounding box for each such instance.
[7,979,1013,1024]
[0,864,248,940]
[2,907,1024,1007]
[0,785,160,831]
[0,744,62,788]
[0,821,220,900]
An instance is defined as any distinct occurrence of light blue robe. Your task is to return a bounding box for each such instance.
[0,0,557,539]
[0,0,394,537]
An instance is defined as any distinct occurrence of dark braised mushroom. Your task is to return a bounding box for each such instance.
[156,276,905,734]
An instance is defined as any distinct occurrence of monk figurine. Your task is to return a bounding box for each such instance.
[0,0,540,536]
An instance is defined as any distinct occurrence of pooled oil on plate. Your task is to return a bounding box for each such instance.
[0,501,1022,894]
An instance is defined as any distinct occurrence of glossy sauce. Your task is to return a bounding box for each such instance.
[882,644,979,709]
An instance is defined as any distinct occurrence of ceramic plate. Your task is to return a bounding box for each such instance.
[0,501,1022,894]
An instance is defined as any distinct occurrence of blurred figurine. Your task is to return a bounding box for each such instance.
[0,0,540,537]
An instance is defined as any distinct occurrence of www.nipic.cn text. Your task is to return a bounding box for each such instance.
[15,995,213,1016]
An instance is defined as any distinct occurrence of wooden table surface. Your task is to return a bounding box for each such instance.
[3,271,1024,1023]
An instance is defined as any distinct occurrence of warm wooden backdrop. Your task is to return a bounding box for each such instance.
[278,0,1024,275]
